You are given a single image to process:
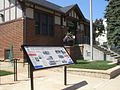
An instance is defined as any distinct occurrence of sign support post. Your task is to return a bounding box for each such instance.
[30,65,34,90]
[64,66,67,85]
[14,58,18,81]
[28,63,30,78]
[0,61,1,84]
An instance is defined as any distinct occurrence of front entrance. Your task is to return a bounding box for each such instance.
[67,20,77,43]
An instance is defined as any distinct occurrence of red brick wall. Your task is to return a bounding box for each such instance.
[0,19,24,60]
[25,19,67,45]
[0,18,69,61]
[65,46,84,63]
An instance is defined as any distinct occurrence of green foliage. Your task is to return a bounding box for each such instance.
[66,32,73,36]
[105,0,120,52]
[94,19,105,37]
[0,70,13,76]
[69,60,117,70]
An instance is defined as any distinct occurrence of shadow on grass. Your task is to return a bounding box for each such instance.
[62,81,88,90]
[76,60,90,64]
[0,70,13,76]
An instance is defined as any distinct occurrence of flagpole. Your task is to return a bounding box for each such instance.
[90,0,93,60]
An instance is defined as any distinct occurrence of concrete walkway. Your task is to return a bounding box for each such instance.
[0,62,120,90]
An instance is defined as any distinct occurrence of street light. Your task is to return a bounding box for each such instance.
[90,0,93,60]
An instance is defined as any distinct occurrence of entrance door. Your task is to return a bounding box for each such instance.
[67,21,77,43]
[5,49,10,59]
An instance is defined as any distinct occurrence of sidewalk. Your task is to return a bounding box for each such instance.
[0,62,120,90]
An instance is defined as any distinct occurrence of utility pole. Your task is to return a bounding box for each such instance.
[90,0,93,60]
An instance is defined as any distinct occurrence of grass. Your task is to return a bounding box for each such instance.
[0,70,13,76]
[69,60,117,70]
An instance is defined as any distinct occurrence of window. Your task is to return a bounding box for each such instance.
[69,12,72,16]
[0,14,4,23]
[80,24,84,31]
[5,49,10,59]
[34,10,54,36]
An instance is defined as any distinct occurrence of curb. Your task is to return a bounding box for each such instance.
[67,66,120,79]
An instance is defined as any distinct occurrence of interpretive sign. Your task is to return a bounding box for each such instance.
[23,46,74,70]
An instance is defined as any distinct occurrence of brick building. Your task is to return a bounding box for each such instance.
[0,0,90,61]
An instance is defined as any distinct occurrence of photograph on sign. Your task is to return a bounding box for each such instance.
[24,46,74,69]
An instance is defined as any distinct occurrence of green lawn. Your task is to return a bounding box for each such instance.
[0,70,13,76]
[69,60,117,70]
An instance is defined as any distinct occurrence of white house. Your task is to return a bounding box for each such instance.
[96,19,107,45]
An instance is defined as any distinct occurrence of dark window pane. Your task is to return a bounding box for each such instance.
[34,10,54,36]
[34,11,40,34]
[5,50,10,59]
[48,16,54,36]
[41,13,48,35]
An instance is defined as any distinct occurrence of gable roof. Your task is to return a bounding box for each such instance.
[60,4,76,13]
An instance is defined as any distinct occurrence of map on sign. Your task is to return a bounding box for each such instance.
[24,46,74,69]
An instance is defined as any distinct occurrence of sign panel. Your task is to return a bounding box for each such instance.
[23,46,74,69]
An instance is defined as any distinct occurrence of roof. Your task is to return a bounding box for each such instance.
[26,0,77,13]
[26,0,62,12]
[60,4,76,13]
[25,0,89,22]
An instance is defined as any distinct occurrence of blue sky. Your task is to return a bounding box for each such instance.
[47,0,108,20]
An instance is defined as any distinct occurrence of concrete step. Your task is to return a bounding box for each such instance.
[115,56,120,59]
[93,45,120,61]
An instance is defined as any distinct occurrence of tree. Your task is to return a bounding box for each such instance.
[94,19,105,37]
[105,0,120,52]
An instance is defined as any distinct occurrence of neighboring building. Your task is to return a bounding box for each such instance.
[96,19,107,45]
[0,0,90,61]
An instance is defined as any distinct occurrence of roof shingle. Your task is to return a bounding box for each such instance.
[27,0,62,12]
[26,0,76,13]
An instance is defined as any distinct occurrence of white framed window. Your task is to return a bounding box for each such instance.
[0,0,4,10]
[5,0,10,8]
[69,12,72,16]
[5,9,9,22]
[11,7,15,20]
[10,0,16,6]
[80,24,84,31]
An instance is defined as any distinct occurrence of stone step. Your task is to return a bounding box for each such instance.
[110,53,116,55]
[94,45,120,57]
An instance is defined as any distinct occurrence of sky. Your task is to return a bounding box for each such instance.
[47,0,108,20]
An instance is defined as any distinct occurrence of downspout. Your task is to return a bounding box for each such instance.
[23,0,28,62]
[18,0,27,62]
[23,0,27,45]
[18,0,27,45]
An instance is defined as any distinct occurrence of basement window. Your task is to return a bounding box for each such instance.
[5,49,10,59]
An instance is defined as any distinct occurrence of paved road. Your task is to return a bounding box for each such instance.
[0,62,120,90]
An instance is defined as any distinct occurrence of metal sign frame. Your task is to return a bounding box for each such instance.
[22,45,74,90]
